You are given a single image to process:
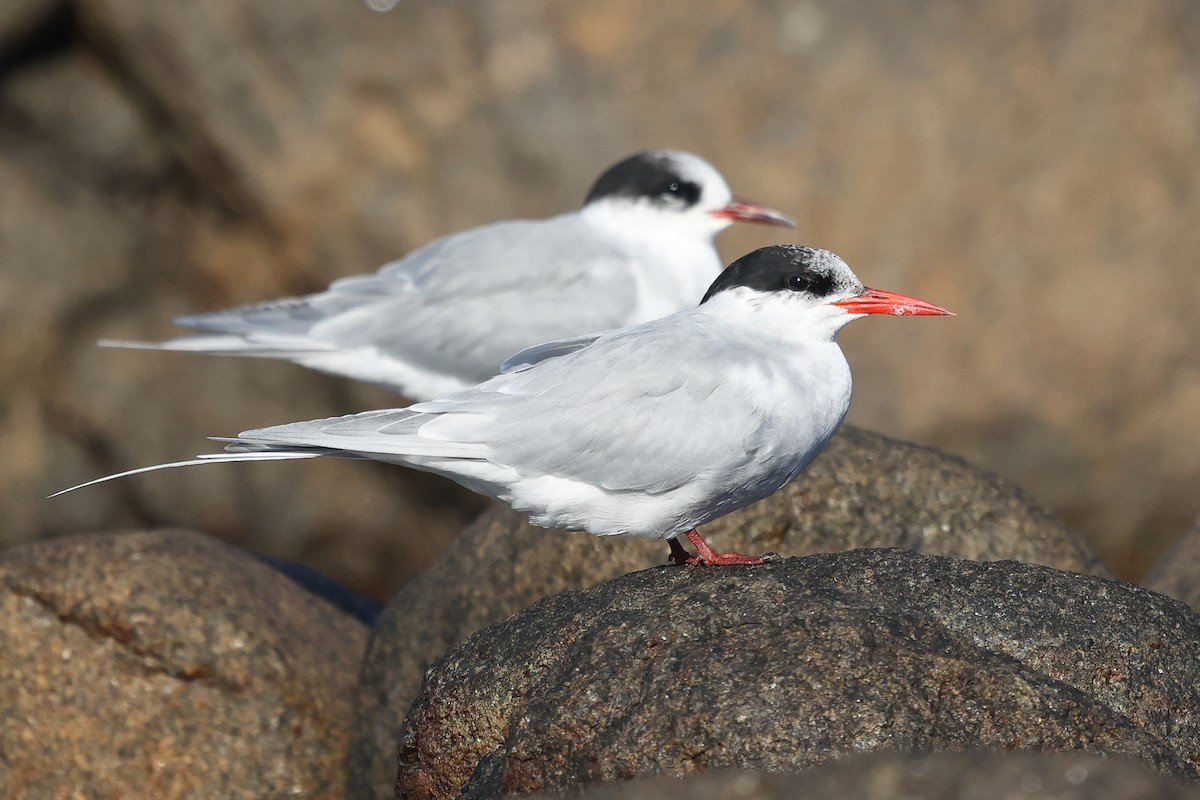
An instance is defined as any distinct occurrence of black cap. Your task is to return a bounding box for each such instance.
[701,245,857,303]
[584,151,704,209]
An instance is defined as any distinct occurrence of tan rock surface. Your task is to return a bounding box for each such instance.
[0,529,367,798]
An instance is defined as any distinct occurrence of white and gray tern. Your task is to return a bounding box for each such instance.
[102,150,794,401]
[58,245,952,566]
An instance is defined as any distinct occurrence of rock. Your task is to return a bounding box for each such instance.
[0,49,170,184]
[543,751,1200,800]
[1143,518,1200,611]
[397,550,1200,799]
[0,529,367,798]
[0,76,185,549]
[3,3,484,597]
[348,426,1102,799]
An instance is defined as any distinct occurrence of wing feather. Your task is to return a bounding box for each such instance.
[232,408,490,460]
[170,215,640,385]
[500,333,605,374]
[395,311,774,495]
[207,309,768,495]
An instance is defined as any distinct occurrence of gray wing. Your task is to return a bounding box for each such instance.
[389,314,774,494]
[178,216,641,382]
[227,313,771,496]
[499,333,605,374]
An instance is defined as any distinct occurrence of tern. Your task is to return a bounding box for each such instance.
[102,150,794,401]
[57,245,952,566]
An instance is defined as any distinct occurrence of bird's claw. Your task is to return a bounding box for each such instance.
[667,531,776,566]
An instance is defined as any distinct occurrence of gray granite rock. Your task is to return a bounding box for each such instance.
[542,752,1200,800]
[397,550,1200,799]
[350,427,1102,799]
[0,529,367,798]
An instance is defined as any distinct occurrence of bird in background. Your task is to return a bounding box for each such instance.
[102,150,795,401]
[57,245,953,566]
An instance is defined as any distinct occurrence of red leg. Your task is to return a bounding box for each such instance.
[667,529,775,566]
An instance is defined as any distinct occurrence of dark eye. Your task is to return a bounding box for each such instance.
[658,179,701,205]
[787,274,811,292]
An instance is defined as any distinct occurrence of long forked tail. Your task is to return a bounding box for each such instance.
[47,448,336,498]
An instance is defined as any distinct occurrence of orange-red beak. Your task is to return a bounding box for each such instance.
[832,288,954,317]
[709,197,796,228]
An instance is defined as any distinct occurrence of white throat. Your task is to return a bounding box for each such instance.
[579,202,727,321]
[702,286,858,346]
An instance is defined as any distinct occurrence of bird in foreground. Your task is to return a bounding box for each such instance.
[102,150,794,401]
[58,245,952,565]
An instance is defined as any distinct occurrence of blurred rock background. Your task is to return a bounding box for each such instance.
[3,0,1198,596]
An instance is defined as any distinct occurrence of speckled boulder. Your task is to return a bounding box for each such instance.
[349,426,1102,799]
[539,752,1200,800]
[397,550,1200,799]
[0,529,368,798]
[1144,518,1200,612]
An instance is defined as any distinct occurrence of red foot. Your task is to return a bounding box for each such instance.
[667,529,776,566]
